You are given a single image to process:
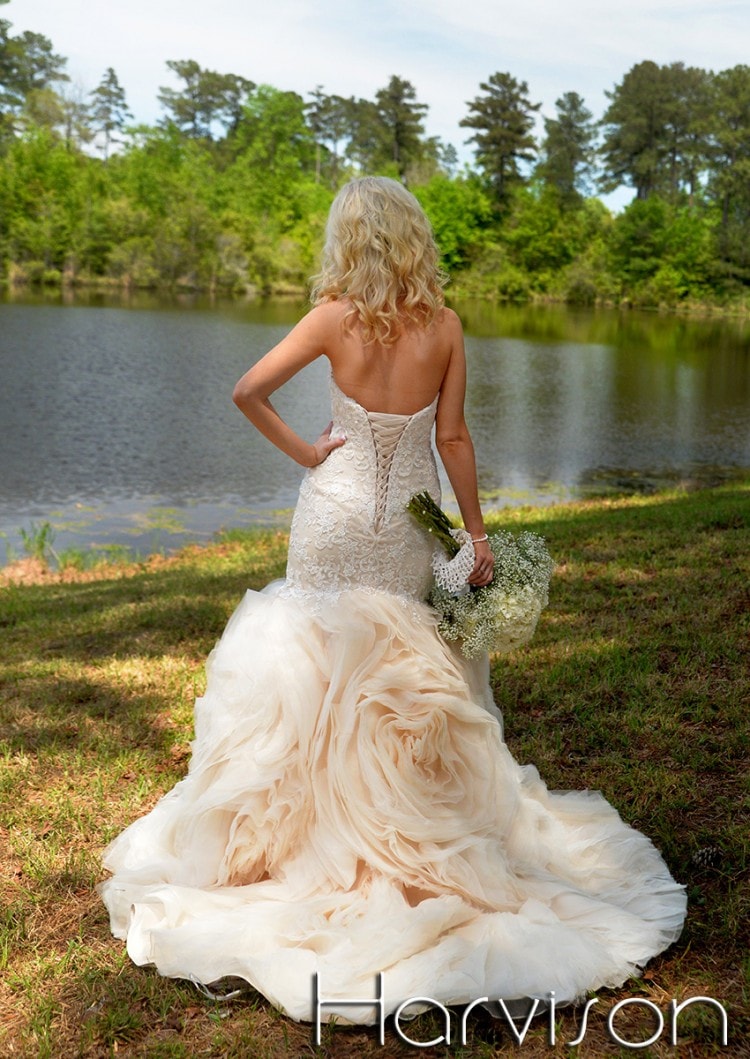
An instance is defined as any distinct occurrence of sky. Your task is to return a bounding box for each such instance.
[7,0,750,208]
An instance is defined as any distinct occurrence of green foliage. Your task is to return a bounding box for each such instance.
[0,20,67,115]
[0,16,749,306]
[451,187,615,302]
[230,85,313,197]
[18,521,58,565]
[608,196,719,305]
[710,65,750,284]
[219,85,329,291]
[0,125,90,274]
[600,61,714,202]
[558,216,618,305]
[414,173,492,271]
[503,185,585,282]
[450,241,533,301]
[98,127,224,288]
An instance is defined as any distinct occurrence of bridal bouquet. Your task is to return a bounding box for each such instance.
[407,491,555,659]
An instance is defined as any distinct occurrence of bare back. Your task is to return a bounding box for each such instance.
[324,300,456,415]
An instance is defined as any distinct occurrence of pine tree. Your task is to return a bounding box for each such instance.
[537,91,597,205]
[374,75,428,182]
[305,86,349,185]
[710,65,750,279]
[158,60,254,140]
[90,67,131,160]
[0,3,67,138]
[600,61,712,202]
[460,72,540,207]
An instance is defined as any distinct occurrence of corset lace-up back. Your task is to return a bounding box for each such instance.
[367,410,411,531]
[284,375,440,601]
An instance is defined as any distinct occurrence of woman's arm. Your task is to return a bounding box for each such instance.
[232,305,345,467]
[435,313,494,586]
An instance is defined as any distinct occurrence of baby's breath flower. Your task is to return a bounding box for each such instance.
[408,493,554,659]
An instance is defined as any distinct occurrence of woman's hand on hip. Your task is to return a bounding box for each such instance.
[309,422,346,466]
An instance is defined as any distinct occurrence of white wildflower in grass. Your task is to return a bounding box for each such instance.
[407,492,555,659]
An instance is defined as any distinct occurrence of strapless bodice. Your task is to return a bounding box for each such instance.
[283,375,441,602]
[330,377,439,531]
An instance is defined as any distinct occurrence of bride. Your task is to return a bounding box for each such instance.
[99,176,686,1027]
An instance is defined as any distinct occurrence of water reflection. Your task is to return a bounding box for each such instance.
[0,294,747,564]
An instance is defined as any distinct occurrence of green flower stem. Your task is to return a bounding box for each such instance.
[406,492,461,557]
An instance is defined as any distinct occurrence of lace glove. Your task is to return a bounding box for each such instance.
[432,528,475,593]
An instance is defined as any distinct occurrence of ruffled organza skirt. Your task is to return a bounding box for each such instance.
[99,582,686,1024]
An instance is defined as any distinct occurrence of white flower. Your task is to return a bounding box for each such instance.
[429,531,554,659]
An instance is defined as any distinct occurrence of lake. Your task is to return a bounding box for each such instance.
[1,290,748,566]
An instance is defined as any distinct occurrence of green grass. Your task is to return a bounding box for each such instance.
[0,488,748,1058]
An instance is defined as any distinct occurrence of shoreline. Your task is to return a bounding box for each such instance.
[3,480,747,588]
[2,278,750,322]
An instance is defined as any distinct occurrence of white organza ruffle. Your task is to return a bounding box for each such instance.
[99,581,686,1025]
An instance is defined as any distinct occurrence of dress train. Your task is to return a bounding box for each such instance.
[99,375,686,1023]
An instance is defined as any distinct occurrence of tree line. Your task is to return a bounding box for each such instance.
[1,1,749,308]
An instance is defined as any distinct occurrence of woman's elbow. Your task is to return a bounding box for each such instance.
[436,431,470,457]
[232,378,257,410]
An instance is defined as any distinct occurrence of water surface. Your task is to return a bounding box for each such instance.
[1,292,748,564]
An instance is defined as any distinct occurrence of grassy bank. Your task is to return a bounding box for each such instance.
[1,485,748,1058]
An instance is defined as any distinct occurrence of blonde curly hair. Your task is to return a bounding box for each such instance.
[310,176,446,345]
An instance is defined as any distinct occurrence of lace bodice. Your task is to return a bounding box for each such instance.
[284,375,440,602]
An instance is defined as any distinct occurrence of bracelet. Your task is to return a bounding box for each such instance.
[471,534,488,543]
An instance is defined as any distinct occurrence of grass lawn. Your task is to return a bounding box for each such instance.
[1,483,748,1058]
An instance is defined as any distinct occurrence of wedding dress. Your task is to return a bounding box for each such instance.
[99,375,686,1024]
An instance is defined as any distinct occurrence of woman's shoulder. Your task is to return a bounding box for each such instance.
[431,307,464,350]
[435,306,462,331]
[295,299,351,345]
[308,299,354,336]
[306,298,351,323]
